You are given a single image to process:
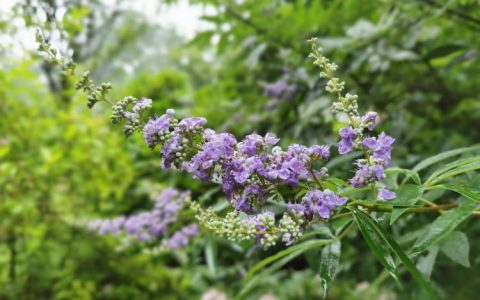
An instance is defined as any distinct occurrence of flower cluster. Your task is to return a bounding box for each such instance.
[138,107,334,216]
[288,189,347,220]
[37,34,399,249]
[308,37,396,200]
[163,224,199,249]
[87,188,196,248]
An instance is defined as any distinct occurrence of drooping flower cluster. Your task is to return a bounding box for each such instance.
[87,188,196,248]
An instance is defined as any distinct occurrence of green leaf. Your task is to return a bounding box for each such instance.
[387,167,421,185]
[351,209,400,281]
[319,239,341,296]
[390,184,424,225]
[410,199,478,257]
[416,246,439,280]
[205,239,217,276]
[429,184,480,203]
[440,231,470,267]
[412,145,480,173]
[427,160,480,185]
[425,156,480,184]
[351,208,437,298]
[243,239,332,281]
[425,44,464,61]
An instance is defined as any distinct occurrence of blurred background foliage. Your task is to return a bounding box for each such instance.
[1,0,480,299]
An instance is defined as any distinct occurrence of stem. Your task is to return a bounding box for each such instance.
[353,202,458,213]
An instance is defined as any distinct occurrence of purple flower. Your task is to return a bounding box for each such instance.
[361,111,379,131]
[265,133,280,145]
[183,130,237,180]
[238,134,264,157]
[378,188,396,201]
[88,188,188,242]
[308,145,330,159]
[178,117,207,130]
[165,224,198,249]
[291,189,346,220]
[143,112,174,148]
[338,126,358,154]
[349,163,385,188]
[362,132,395,166]
[263,77,298,100]
[132,98,152,113]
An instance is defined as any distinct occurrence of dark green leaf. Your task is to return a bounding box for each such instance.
[351,208,437,298]
[425,44,464,61]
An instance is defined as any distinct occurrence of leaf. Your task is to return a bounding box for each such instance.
[386,167,421,185]
[351,209,400,281]
[243,239,332,281]
[390,184,424,225]
[425,44,464,61]
[430,184,480,203]
[440,231,470,267]
[351,208,437,298]
[428,161,480,185]
[319,239,341,296]
[205,239,217,276]
[410,198,478,257]
[425,156,480,184]
[416,246,439,280]
[412,145,480,173]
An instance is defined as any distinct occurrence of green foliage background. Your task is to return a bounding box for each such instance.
[1,0,480,299]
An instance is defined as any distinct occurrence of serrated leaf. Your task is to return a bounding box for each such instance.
[390,184,424,224]
[440,231,470,267]
[412,145,480,173]
[351,208,437,298]
[319,239,341,296]
[430,184,480,203]
[410,199,478,257]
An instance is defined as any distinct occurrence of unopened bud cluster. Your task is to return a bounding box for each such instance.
[190,202,304,248]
